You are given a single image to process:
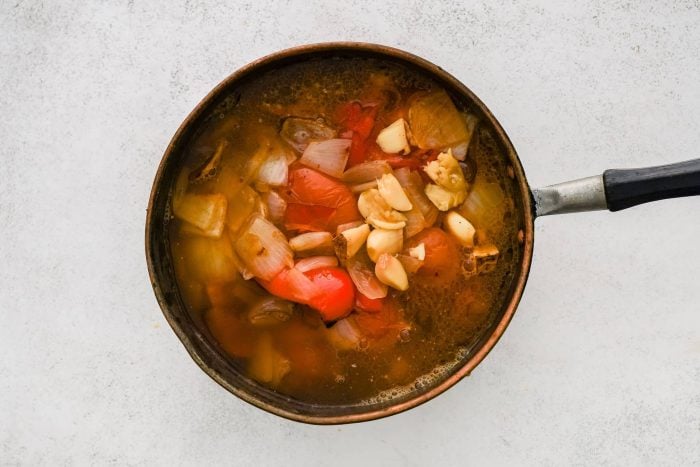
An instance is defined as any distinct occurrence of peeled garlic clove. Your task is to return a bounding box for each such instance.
[358,188,408,229]
[358,189,386,219]
[424,184,464,211]
[375,253,409,291]
[377,173,413,211]
[366,228,403,262]
[423,149,467,193]
[340,223,370,259]
[473,244,499,274]
[408,242,425,261]
[376,118,411,155]
[444,211,476,247]
[289,231,334,256]
[367,215,406,230]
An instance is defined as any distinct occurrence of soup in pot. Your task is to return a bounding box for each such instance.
[168,57,524,404]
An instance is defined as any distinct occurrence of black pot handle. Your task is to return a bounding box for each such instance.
[532,158,700,217]
[603,159,700,211]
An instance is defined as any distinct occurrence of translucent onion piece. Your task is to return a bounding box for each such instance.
[227,245,255,280]
[408,90,472,149]
[393,167,438,228]
[171,239,209,312]
[226,185,259,235]
[174,193,227,238]
[452,141,468,161]
[256,152,288,186]
[175,235,239,283]
[397,254,423,274]
[281,117,337,153]
[458,176,507,234]
[402,204,427,238]
[209,163,247,204]
[300,139,351,178]
[327,317,364,351]
[346,255,388,299]
[248,334,290,386]
[294,256,339,273]
[451,115,478,161]
[263,191,287,226]
[234,214,294,281]
[243,140,272,184]
[341,160,391,184]
[350,180,378,194]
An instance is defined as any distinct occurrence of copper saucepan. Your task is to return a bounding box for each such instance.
[145,43,700,424]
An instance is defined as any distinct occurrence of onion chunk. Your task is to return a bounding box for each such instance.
[234,214,294,281]
[294,256,339,273]
[341,160,391,184]
[300,139,351,178]
[174,193,227,238]
[408,90,473,150]
[346,255,388,299]
[257,152,289,186]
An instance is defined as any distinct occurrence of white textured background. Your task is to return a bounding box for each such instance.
[1,1,699,465]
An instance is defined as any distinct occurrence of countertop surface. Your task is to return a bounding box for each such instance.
[1,1,699,465]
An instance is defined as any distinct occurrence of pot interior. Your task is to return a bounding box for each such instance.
[146,43,534,423]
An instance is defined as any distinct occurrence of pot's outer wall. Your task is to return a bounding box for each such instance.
[145,43,535,424]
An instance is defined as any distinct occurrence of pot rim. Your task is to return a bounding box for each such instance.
[146,41,535,424]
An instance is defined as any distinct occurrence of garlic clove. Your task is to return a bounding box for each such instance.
[443,211,476,247]
[367,215,406,230]
[376,118,411,155]
[408,242,426,261]
[366,228,404,262]
[358,188,407,229]
[289,231,334,256]
[357,189,384,219]
[341,223,371,259]
[377,173,413,211]
[424,184,464,211]
[375,253,409,291]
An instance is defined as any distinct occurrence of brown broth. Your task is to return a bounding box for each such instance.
[168,57,523,405]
